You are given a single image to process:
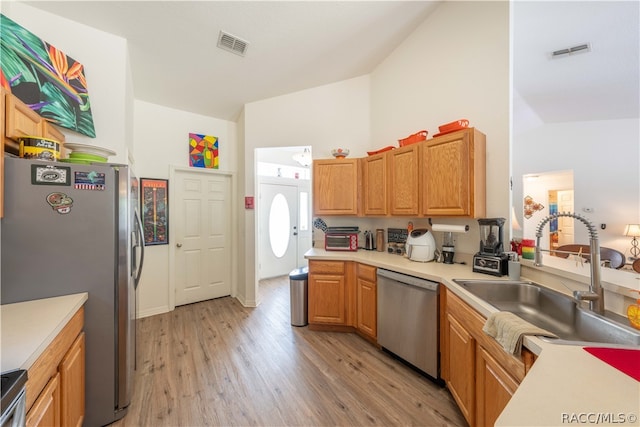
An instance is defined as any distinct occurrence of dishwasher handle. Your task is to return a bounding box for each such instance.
[377,268,439,291]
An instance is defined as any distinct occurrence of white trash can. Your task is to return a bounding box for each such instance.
[289,266,308,326]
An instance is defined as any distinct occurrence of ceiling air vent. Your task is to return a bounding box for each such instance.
[217,31,249,57]
[551,43,591,59]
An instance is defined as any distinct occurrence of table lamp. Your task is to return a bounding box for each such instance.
[624,224,640,259]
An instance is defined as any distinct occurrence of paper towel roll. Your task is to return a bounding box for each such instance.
[431,224,469,233]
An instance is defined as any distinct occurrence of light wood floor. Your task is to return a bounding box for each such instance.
[113,276,466,426]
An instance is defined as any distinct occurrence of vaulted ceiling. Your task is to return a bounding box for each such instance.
[24,1,639,127]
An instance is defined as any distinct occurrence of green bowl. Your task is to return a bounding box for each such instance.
[60,158,93,164]
[68,152,107,162]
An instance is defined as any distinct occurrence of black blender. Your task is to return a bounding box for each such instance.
[472,218,509,276]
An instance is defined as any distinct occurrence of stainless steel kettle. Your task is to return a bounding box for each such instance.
[364,230,375,250]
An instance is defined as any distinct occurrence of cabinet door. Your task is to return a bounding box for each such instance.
[5,94,42,139]
[26,373,61,427]
[445,313,476,426]
[308,274,346,324]
[356,264,377,339]
[388,144,420,215]
[60,332,85,427]
[362,154,387,215]
[423,129,486,217]
[313,159,359,215]
[476,345,519,427]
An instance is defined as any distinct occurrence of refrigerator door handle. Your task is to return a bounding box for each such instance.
[133,209,145,289]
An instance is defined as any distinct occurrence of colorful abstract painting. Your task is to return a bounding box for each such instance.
[189,133,219,169]
[0,14,96,137]
[141,178,169,246]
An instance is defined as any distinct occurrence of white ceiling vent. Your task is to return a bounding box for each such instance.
[217,31,249,57]
[551,43,591,59]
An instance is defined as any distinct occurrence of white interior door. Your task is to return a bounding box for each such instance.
[174,169,231,306]
[558,189,575,245]
[259,182,298,279]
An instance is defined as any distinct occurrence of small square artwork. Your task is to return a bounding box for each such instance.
[189,133,219,169]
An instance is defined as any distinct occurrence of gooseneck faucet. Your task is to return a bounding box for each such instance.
[534,212,604,315]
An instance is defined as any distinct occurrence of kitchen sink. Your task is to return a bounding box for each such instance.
[452,279,640,346]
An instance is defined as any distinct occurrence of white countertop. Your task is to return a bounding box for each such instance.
[305,248,640,427]
[1,293,88,372]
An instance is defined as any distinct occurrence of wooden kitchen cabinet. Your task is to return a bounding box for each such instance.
[355,263,377,341]
[441,288,535,427]
[308,260,356,327]
[388,143,421,215]
[26,308,85,427]
[422,128,486,217]
[26,373,61,427]
[3,91,66,155]
[475,345,519,427]
[313,158,359,215]
[444,312,476,425]
[2,90,66,217]
[59,333,85,427]
[361,154,387,215]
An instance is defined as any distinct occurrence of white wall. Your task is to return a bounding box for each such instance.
[133,100,238,317]
[1,2,131,163]
[370,0,511,255]
[243,75,371,305]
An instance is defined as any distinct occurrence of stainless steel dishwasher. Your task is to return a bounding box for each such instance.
[377,268,439,379]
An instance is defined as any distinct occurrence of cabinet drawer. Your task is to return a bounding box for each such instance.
[357,263,376,282]
[309,260,345,275]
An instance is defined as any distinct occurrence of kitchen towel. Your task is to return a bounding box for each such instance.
[483,311,557,355]
[583,347,640,382]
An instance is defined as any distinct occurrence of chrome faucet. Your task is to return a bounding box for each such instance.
[534,212,604,315]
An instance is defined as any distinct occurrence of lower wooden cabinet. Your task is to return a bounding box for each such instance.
[445,313,476,425]
[308,260,374,338]
[25,308,85,427]
[308,260,355,326]
[26,373,60,427]
[475,345,519,427]
[356,263,377,340]
[59,333,85,427]
[441,288,535,427]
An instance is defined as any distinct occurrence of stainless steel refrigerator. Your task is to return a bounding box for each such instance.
[1,156,145,426]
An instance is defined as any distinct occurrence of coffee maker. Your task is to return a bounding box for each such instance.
[472,218,509,276]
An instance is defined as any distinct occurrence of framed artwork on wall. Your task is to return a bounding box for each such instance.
[189,133,219,169]
[141,178,169,246]
[0,14,97,137]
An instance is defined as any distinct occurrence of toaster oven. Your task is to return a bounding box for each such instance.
[325,232,358,251]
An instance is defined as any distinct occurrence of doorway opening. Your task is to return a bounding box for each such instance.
[521,170,574,250]
[256,146,312,282]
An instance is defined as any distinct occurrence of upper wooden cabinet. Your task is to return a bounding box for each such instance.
[3,91,66,154]
[388,143,421,216]
[422,128,486,217]
[361,154,387,215]
[5,92,43,141]
[313,158,359,215]
[2,90,66,218]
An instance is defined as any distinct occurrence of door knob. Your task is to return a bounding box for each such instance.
[176,243,183,248]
